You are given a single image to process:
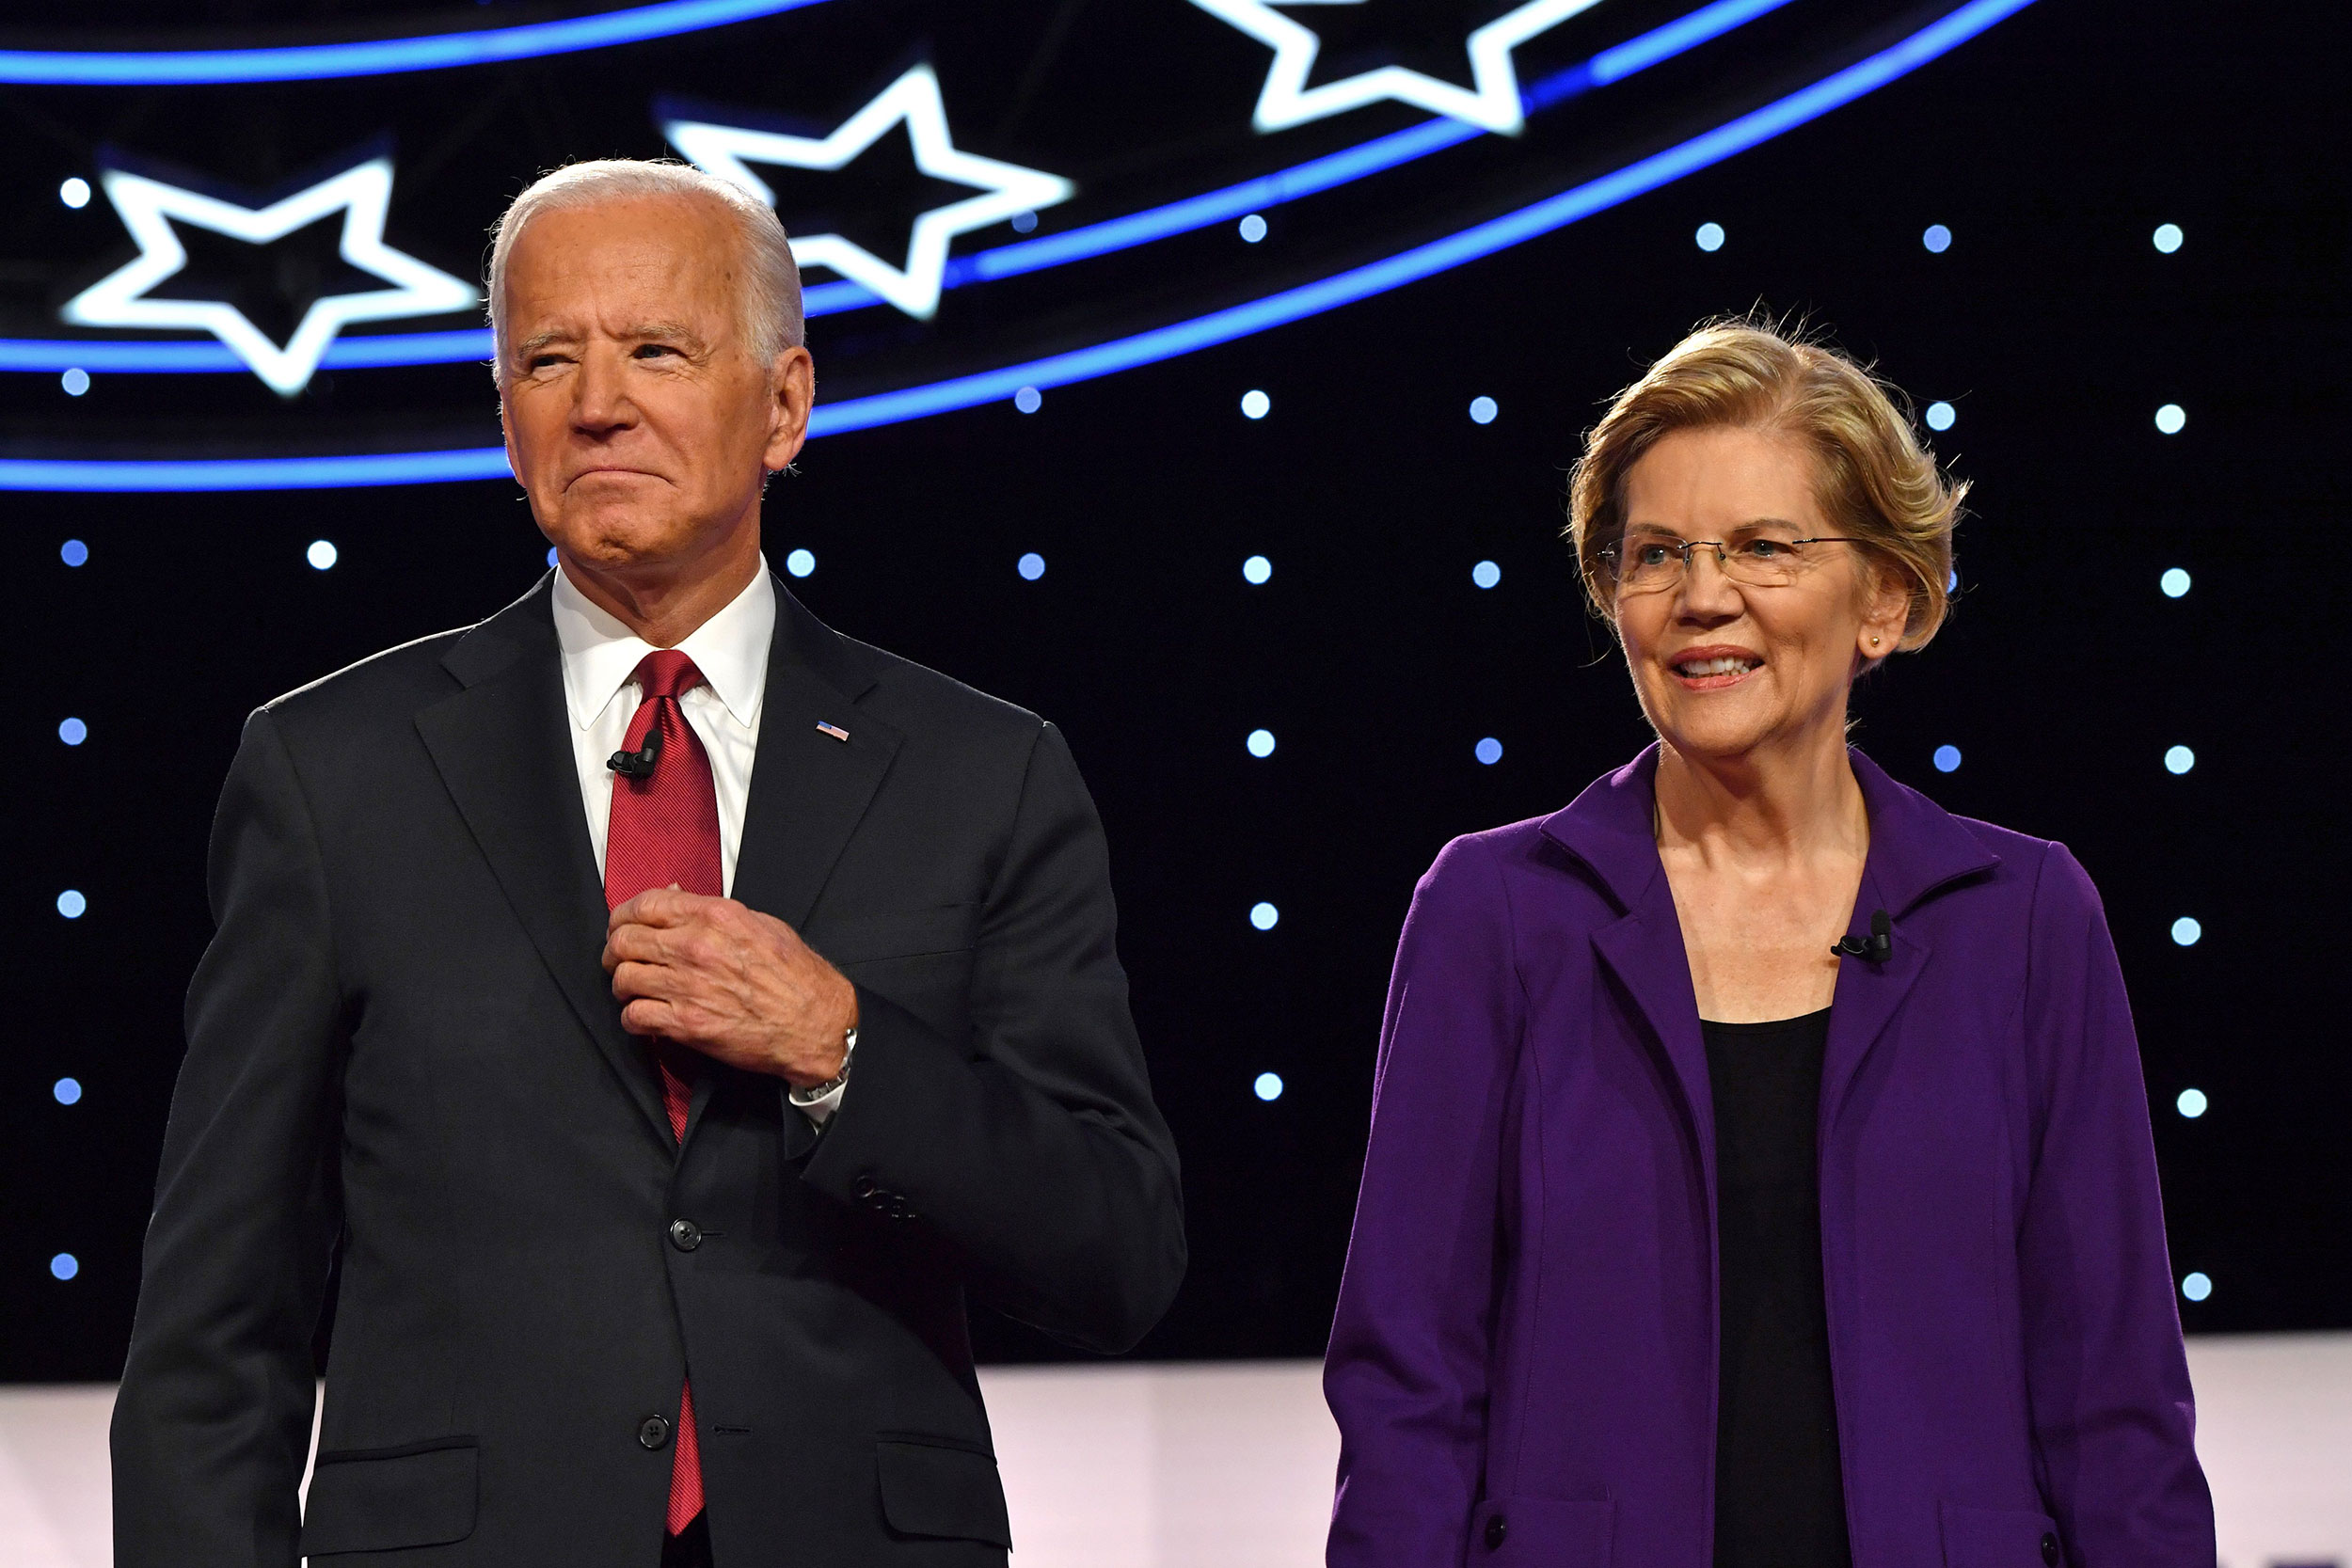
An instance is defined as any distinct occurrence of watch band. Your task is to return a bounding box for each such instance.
[787,1024,857,1105]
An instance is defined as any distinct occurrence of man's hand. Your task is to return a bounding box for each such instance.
[602,886,857,1087]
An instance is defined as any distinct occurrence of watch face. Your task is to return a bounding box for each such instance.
[4,0,2019,488]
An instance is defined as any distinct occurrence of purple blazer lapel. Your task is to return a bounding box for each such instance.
[1542,746,1721,1196]
[1542,745,2008,1176]
[1590,887,1720,1204]
[1821,751,2003,1128]
[1820,895,1930,1133]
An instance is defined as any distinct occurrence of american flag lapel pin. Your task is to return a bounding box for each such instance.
[816,721,850,742]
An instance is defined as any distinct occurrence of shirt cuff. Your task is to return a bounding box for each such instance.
[789,1076,847,1126]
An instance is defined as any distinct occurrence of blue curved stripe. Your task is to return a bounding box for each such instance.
[0,0,2034,490]
[0,0,830,86]
[700,0,1800,309]
[3,0,1787,372]
[0,448,511,491]
[0,329,493,372]
[1589,0,1790,82]
[813,0,2031,433]
[865,0,1803,294]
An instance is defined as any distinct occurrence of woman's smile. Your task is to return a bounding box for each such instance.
[1667,644,1766,689]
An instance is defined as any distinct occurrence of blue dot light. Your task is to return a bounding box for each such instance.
[1247,729,1276,758]
[2176,1087,2207,1119]
[1253,1071,1284,1102]
[307,539,339,571]
[1468,395,1499,425]
[1933,744,1962,773]
[1249,901,1279,931]
[60,538,88,567]
[1694,221,1724,251]
[1471,559,1502,590]
[2170,917,2202,947]
[58,718,87,746]
[2181,1272,2212,1303]
[1017,552,1046,581]
[784,548,816,578]
[2160,567,2191,598]
[61,367,90,397]
[1242,554,1272,585]
[1924,401,1955,432]
[1922,223,1951,253]
[58,176,90,209]
[56,890,87,919]
[1473,736,1503,766]
[1013,385,1042,414]
[2165,745,2195,775]
[546,546,559,568]
[1009,210,1039,234]
[2153,223,2184,254]
[53,1078,82,1106]
[1240,388,1271,420]
[1238,213,1268,244]
[49,1254,78,1282]
[2154,404,2186,436]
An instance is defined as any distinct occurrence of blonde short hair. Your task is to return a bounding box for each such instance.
[486,159,803,384]
[1565,318,1965,650]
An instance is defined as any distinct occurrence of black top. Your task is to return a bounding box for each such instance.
[1702,1008,1854,1568]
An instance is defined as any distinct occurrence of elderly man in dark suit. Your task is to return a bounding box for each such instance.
[109,159,1185,1568]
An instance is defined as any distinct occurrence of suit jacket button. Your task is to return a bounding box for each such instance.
[2040,1532,2059,1566]
[638,1415,672,1450]
[1485,1513,1506,1551]
[668,1219,702,1252]
[851,1175,879,1199]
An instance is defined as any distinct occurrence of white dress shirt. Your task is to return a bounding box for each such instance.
[552,561,843,1121]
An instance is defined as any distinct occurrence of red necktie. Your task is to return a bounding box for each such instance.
[603,648,717,1538]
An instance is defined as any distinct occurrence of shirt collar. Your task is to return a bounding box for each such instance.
[550,559,775,732]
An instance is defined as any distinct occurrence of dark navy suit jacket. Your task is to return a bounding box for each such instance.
[112,575,1184,1566]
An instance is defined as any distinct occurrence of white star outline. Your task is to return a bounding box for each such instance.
[60,157,478,397]
[1189,0,1608,135]
[664,64,1074,321]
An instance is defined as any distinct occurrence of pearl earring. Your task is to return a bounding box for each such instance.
[1870,636,1882,646]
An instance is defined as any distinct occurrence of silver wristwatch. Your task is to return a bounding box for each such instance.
[787,1024,857,1106]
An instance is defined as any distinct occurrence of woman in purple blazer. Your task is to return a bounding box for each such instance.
[1324,322,2214,1568]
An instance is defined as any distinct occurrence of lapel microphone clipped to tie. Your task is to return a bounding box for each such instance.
[615,718,852,777]
[607,722,663,780]
[1832,909,1894,964]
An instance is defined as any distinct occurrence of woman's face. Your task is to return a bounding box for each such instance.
[1612,425,1908,767]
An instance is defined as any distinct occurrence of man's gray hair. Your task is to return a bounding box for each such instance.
[486,159,803,382]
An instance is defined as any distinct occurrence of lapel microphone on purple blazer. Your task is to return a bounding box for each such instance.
[1832,909,1894,963]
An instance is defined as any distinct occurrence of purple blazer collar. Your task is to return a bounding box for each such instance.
[1536,742,2000,924]
[1535,744,2003,1180]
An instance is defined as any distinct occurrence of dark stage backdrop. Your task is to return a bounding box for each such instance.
[4,0,2343,1378]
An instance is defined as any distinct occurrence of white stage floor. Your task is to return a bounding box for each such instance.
[5,1339,2344,1565]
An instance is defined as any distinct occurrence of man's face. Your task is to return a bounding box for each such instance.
[498,195,813,578]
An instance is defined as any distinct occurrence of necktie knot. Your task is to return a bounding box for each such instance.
[633,649,706,704]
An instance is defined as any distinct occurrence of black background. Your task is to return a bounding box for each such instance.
[4,0,2345,1378]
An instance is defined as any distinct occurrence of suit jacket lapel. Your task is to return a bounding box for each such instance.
[1818,751,1999,1130]
[1590,879,1719,1206]
[415,578,675,1152]
[728,582,903,931]
[1818,872,1930,1135]
[1540,745,1719,1194]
